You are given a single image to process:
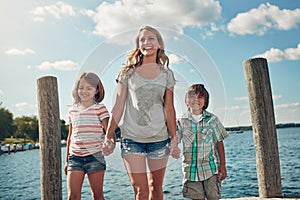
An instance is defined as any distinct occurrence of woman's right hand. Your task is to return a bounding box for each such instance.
[101,137,115,156]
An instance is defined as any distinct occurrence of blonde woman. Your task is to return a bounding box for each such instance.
[102,26,180,200]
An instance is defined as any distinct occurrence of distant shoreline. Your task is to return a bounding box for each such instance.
[225,122,300,132]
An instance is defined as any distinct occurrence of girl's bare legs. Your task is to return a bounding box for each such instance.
[67,170,85,200]
[123,154,149,200]
[87,171,105,200]
[147,157,168,200]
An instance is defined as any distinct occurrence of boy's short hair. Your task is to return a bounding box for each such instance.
[185,84,209,110]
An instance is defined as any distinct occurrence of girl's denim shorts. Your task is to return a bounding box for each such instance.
[67,151,106,174]
[121,138,170,159]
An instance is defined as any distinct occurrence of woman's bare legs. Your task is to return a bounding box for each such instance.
[123,155,169,200]
[123,154,149,200]
[147,157,168,200]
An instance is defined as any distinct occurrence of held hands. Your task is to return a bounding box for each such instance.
[169,137,181,159]
[101,137,115,156]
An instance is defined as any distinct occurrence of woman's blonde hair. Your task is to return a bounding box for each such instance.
[118,26,169,79]
[72,72,105,104]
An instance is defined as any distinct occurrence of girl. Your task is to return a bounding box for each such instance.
[102,25,180,200]
[64,72,109,200]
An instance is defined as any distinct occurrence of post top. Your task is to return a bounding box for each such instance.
[37,76,57,81]
[244,57,267,64]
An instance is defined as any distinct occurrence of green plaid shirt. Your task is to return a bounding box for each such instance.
[177,110,228,181]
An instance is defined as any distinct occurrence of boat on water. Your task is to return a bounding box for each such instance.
[0,143,37,154]
[228,130,244,134]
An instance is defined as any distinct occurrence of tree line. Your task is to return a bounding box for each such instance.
[0,106,69,143]
[2,102,297,144]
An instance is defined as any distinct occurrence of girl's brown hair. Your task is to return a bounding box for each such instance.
[118,25,169,79]
[185,84,209,110]
[72,72,105,104]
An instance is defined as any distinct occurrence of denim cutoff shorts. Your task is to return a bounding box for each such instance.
[121,138,170,159]
[67,151,106,174]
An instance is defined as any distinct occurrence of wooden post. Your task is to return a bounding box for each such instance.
[37,76,62,200]
[243,58,282,197]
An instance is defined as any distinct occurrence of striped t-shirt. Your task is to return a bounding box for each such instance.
[68,103,109,156]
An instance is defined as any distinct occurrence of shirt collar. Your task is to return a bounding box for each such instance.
[186,110,210,122]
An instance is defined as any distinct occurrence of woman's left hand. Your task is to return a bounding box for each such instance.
[169,138,180,159]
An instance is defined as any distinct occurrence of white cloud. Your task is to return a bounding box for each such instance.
[284,44,300,60]
[0,89,4,96]
[275,102,300,109]
[5,48,35,56]
[224,106,242,111]
[79,9,95,18]
[169,54,183,65]
[234,96,248,101]
[14,102,37,111]
[254,43,300,62]
[30,1,76,22]
[273,95,283,100]
[235,95,283,102]
[90,0,222,38]
[254,48,285,63]
[189,68,196,74]
[227,3,300,35]
[35,60,79,71]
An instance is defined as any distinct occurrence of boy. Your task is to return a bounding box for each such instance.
[177,84,228,200]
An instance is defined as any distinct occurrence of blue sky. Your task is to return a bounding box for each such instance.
[0,0,299,127]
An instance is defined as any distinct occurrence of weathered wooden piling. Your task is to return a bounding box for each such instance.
[37,76,62,200]
[243,58,282,197]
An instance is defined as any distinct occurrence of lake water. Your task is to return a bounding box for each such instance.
[0,127,300,199]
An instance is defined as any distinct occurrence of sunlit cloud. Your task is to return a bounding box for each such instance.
[235,95,283,102]
[234,96,248,102]
[169,54,183,65]
[275,102,300,109]
[5,48,35,56]
[223,106,244,111]
[188,68,196,74]
[34,60,79,71]
[88,0,222,38]
[227,3,300,35]
[273,95,283,100]
[30,1,76,22]
[254,43,300,62]
[79,9,95,18]
[14,102,37,111]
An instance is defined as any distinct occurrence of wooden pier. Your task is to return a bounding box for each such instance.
[225,198,300,200]
[34,58,299,199]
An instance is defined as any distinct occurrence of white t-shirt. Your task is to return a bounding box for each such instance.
[118,67,176,143]
[192,114,203,122]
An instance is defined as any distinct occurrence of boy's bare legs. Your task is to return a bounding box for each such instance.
[88,171,105,200]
